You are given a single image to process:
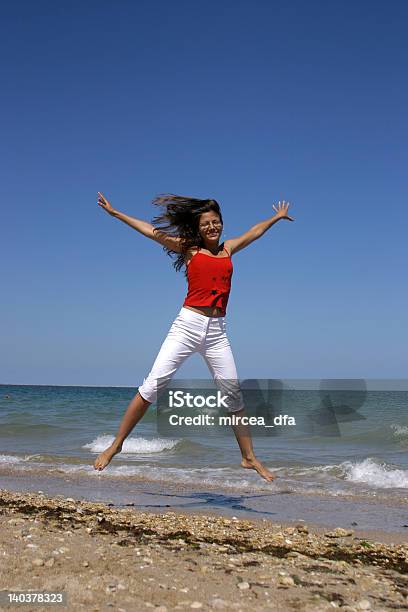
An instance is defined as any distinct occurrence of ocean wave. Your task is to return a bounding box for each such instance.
[83,435,180,454]
[1,452,407,497]
[390,424,408,439]
[43,462,407,498]
[58,463,280,491]
[0,454,25,464]
[342,457,408,488]
[282,458,408,489]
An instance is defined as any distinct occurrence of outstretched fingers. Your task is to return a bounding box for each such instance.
[97,192,113,212]
[273,200,290,212]
[272,200,294,221]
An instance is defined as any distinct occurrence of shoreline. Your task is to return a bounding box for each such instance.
[1,471,407,537]
[1,488,407,610]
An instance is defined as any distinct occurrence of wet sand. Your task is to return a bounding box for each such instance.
[0,489,407,611]
[1,470,407,536]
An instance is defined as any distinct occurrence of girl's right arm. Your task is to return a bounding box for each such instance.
[97,192,184,253]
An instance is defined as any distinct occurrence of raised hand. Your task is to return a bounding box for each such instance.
[272,200,294,221]
[97,192,115,215]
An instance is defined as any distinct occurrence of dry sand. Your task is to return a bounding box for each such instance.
[0,489,407,611]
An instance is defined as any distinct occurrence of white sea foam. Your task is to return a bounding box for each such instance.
[83,435,179,454]
[2,450,407,496]
[56,462,377,496]
[61,463,278,491]
[0,454,24,464]
[391,424,408,438]
[342,457,408,488]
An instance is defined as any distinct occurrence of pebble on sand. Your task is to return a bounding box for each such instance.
[325,527,354,538]
[237,581,250,590]
[31,558,45,567]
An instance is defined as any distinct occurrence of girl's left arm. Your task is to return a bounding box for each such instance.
[225,201,294,256]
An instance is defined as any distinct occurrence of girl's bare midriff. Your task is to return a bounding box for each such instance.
[183,304,225,317]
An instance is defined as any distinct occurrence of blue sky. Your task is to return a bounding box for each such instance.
[1,0,407,385]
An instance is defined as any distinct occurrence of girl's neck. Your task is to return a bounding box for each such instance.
[202,240,221,255]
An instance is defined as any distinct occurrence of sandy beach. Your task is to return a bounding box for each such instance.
[0,489,407,611]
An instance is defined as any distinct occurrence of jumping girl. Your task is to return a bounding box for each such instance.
[94,193,294,481]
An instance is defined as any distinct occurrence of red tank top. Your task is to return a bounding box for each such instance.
[183,244,233,315]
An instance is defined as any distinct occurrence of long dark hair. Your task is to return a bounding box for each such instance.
[151,194,223,274]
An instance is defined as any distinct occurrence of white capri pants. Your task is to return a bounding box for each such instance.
[138,306,244,413]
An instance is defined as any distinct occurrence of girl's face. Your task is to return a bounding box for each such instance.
[198,212,223,243]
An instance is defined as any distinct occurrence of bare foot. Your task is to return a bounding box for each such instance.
[241,457,276,482]
[93,443,122,471]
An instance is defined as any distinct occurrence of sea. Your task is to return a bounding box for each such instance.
[1,383,407,533]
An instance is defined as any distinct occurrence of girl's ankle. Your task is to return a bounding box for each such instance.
[243,454,256,462]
